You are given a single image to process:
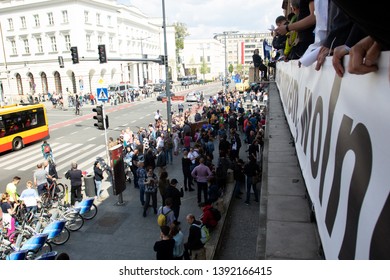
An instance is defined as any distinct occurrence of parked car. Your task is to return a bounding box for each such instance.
[156,91,175,101]
[186,91,201,102]
[153,84,163,92]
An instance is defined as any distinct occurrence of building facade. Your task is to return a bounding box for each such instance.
[213,32,273,77]
[0,0,176,104]
[179,38,224,81]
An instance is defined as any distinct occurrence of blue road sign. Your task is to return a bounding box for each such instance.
[96,88,108,101]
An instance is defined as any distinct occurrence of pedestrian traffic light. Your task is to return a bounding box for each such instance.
[98,44,107,63]
[92,105,104,129]
[70,47,79,64]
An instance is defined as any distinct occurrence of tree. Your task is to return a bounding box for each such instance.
[228,64,234,75]
[174,22,190,75]
[199,59,209,80]
[236,63,243,74]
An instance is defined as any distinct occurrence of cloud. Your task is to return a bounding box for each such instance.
[122,0,282,38]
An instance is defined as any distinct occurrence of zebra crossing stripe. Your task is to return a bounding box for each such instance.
[52,144,96,170]
[0,142,62,167]
[78,150,107,175]
[56,145,105,174]
[18,143,80,171]
[4,143,71,170]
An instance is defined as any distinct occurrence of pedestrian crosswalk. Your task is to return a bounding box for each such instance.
[1,142,108,177]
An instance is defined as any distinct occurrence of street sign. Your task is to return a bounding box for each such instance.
[96,88,108,101]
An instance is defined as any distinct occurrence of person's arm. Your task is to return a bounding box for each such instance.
[276,1,315,35]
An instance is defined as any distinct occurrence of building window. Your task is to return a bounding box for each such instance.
[23,39,30,54]
[36,38,43,53]
[207,56,210,62]
[96,13,101,25]
[84,11,89,23]
[21,16,26,29]
[98,35,102,44]
[34,15,40,27]
[48,12,54,25]
[64,35,71,51]
[86,34,91,50]
[50,36,57,52]
[62,10,69,23]
[107,15,111,26]
[200,56,203,63]
[11,40,17,55]
[8,18,14,30]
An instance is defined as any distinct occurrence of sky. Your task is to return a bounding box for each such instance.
[118,0,283,39]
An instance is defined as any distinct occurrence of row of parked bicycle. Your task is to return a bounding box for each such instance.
[0,181,98,260]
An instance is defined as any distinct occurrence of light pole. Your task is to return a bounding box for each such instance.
[161,0,172,133]
[137,36,151,85]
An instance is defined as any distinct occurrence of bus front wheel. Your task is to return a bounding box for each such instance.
[12,137,23,151]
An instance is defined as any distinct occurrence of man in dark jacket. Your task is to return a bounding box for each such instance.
[183,214,206,260]
[252,49,268,81]
[164,178,184,223]
[65,161,83,205]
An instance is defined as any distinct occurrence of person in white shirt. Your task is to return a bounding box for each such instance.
[19,181,40,213]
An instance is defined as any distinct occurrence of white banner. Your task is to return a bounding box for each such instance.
[276,51,390,259]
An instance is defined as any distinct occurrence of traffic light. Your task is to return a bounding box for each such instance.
[70,47,79,64]
[98,44,107,63]
[92,105,104,129]
[92,105,109,130]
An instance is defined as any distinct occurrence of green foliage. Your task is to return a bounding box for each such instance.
[228,64,234,74]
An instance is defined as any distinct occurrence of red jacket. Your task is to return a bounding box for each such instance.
[201,205,217,228]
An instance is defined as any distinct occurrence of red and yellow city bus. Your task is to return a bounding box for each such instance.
[0,103,49,153]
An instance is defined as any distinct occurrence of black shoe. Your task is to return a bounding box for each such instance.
[244,201,249,205]
[235,195,242,199]
[189,188,195,192]
[254,199,259,202]
[143,211,146,217]
[185,187,188,191]
[154,208,157,214]
[239,191,243,194]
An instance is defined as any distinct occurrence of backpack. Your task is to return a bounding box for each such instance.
[194,223,210,244]
[157,207,172,226]
[210,207,221,221]
[44,145,51,153]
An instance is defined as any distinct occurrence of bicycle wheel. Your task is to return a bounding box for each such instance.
[81,203,98,220]
[64,212,84,232]
[55,183,65,200]
[39,242,52,254]
[50,227,70,246]
[40,192,53,209]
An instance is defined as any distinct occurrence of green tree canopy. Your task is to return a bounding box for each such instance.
[228,64,234,74]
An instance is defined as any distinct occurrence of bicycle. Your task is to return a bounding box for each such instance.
[55,204,84,232]
[40,180,65,208]
[75,197,98,220]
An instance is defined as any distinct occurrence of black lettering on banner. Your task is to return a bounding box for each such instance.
[299,88,312,155]
[324,116,372,259]
[310,96,323,178]
[370,193,390,259]
[318,76,342,205]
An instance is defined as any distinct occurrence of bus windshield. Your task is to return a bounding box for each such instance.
[0,103,49,153]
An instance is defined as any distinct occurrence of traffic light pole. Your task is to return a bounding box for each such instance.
[101,104,123,206]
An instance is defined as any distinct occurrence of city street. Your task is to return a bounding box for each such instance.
[0,82,222,193]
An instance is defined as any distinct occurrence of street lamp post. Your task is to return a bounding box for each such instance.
[161,0,172,133]
[139,36,151,85]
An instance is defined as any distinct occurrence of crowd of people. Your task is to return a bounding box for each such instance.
[103,85,267,259]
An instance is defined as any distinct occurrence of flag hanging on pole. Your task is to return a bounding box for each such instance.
[263,40,272,61]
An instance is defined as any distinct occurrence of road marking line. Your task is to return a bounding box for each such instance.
[5,143,72,170]
[87,137,96,141]
[77,148,106,172]
[18,143,81,171]
[56,145,103,173]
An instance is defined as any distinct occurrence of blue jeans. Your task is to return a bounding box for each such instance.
[95,180,102,197]
[139,184,145,206]
[245,176,259,203]
[165,148,173,164]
